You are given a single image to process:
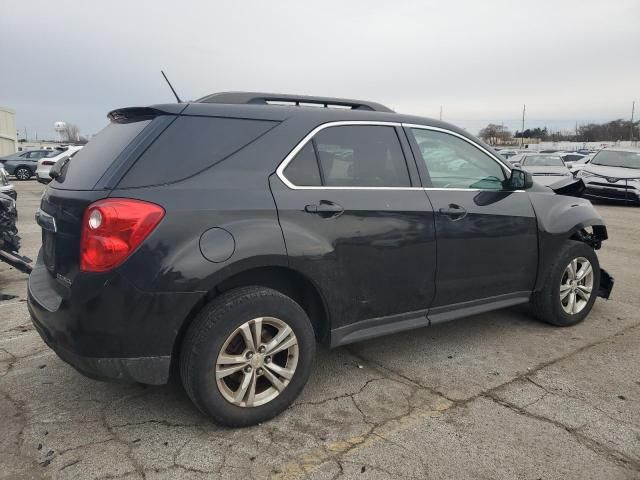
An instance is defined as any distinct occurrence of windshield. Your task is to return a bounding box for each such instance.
[592,150,640,169]
[523,155,564,167]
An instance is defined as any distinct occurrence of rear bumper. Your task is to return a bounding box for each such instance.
[27,254,202,384]
[30,312,170,384]
[35,167,51,184]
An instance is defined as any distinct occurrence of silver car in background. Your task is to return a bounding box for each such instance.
[509,153,573,186]
[575,148,640,205]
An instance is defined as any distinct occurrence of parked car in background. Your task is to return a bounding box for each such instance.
[575,148,640,204]
[0,150,52,180]
[568,155,594,174]
[558,152,586,167]
[0,168,17,200]
[577,149,596,155]
[36,146,83,184]
[29,92,613,427]
[509,153,572,186]
[497,149,519,159]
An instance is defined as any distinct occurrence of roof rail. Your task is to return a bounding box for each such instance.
[195,92,394,113]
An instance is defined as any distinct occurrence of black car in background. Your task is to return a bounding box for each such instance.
[0,168,16,200]
[29,92,613,426]
[0,149,52,180]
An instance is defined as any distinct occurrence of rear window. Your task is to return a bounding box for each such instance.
[118,116,277,188]
[54,120,150,189]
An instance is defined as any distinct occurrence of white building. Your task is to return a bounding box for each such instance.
[0,106,17,156]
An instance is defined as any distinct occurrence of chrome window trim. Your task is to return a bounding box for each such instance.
[275,120,514,191]
[403,123,512,172]
[276,121,412,191]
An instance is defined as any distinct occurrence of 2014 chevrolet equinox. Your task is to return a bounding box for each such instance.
[29,92,613,426]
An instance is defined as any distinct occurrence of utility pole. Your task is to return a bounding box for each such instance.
[631,101,636,142]
[439,105,443,121]
[521,104,526,147]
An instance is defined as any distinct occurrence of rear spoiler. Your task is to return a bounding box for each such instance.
[107,104,187,123]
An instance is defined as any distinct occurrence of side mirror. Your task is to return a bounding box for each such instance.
[507,167,533,190]
[513,162,521,167]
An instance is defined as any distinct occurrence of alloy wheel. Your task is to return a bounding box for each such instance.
[15,168,30,180]
[560,257,594,315]
[215,317,299,407]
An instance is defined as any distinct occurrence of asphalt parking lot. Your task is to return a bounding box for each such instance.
[1,181,639,480]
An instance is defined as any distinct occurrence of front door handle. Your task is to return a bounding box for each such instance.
[305,201,344,217]
[439,203,467,220]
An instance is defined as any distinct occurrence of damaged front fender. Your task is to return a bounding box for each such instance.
[547,176,586,198]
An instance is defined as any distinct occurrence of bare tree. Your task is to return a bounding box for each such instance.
[61,123,80,143]
[478,124,512,145]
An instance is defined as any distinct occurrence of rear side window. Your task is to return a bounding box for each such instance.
[316,126,410,187]
[118,116,277,188]
[55,121,150,189]
[284,142,322,186]
[283,125,410,188]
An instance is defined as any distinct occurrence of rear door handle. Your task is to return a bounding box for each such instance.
[439,203,467,220]
[305,201,344,217]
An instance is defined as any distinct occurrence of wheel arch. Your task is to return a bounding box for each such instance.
[13,164,33,175]
[171,265,331,362]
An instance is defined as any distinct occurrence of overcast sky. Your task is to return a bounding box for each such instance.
[2,0,639,139]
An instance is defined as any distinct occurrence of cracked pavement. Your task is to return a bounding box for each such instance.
[1,181,639,480]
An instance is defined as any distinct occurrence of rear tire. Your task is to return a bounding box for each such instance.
[530,240,600,326]
[180,286,315,427]
[14,167,31,181]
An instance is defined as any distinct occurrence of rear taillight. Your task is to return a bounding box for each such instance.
[80,198,164,272]
[41,160,56,166]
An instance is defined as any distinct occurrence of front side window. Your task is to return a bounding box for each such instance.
[411,129,506,190]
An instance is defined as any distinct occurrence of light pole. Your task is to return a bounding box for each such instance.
[521,104,526,148]
[631,101,636,142]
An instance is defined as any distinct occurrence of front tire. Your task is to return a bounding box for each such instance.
[180,286,315,427]
[530,240,600,326]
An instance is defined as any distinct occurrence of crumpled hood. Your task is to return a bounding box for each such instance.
[582,165,640,179]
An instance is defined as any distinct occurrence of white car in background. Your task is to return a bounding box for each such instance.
[36,146,83,184]
[569,154,594,174]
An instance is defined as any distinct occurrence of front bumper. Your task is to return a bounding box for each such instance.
[598,268,614,300]
[0,186,16,200]
[582,180,640,204]
[27,254,202,384]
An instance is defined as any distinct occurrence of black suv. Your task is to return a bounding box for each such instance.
[29,92,613,426]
